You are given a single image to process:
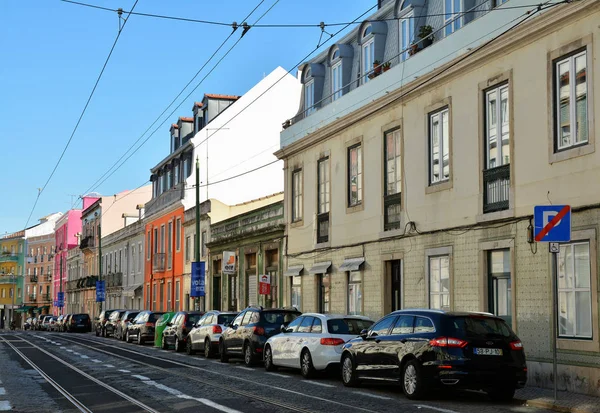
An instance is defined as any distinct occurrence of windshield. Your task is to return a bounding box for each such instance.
[187,314,203,326]
[149,313,165,323]
[217,314,236,325]
[260,311,300,325]
[327,318,374,335]
[446,316,514,339]
[73,314,89,322]
[127,312,139,321]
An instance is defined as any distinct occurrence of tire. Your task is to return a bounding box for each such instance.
[95,328,100,337]
[126,331,131,343]
[300,349,316,379]
[243,342,255,367]
[341,354,359,387]
[264,345,277,372]
[488,386,516,402]
[102,328,106,338]
[204,338,213,358]
[219,340,229,363]
[175,337,182,353]
[137,333,143,345]
[187,339,195,355]
[162,336,168,350]
[402,360,427,400]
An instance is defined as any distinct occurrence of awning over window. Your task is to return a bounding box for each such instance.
[122,283,143,297]
[284,265,304,277]
[338,257,365,272]
[308,261,332,274]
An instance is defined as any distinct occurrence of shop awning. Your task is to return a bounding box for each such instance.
[338,257,365,272]
[308,261,332,274]
[15,306,34,313]
[122,283,142,297]
[284,265,304,277]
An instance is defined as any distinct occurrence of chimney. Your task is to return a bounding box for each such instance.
[136,204,145,221]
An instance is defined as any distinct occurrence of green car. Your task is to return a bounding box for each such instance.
[154,312,176,347]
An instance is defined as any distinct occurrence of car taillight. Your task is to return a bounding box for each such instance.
[320,338,345,346]
[253,326,265,336]
[510,340,524,350]
[429,337,468,348]
[145,322,154,327]
[71,320,76,324]
[212,325,222,334]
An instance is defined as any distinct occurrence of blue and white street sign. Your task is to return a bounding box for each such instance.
[191,262,205,297]
[96,280,106,302]
[57,292,64,308]
[534,205,571,243]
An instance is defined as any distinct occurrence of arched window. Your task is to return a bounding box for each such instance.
[363,25,373,37]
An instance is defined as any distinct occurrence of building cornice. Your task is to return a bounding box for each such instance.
[275,0,595,159]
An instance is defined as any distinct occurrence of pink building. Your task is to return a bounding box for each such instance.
[53,196,98,315]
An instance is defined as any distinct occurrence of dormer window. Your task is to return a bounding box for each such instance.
[305,80,315,115]
[359,21,387,84]
[330,48,343,101]
[363,25,372,37]
[444,0,463,36]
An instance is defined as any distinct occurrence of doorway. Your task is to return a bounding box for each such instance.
[213,275,221,311]
[391,260,402,311]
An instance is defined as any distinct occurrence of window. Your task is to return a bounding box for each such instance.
[305,80,315,115]
[146,232,151,260]
[392,315,415,335]
[348,272,361,315]
[486,85,510,168]
[558,242,592,338]
[176,218,181,252]
[400,12,414,61]
[311,318,322,333]
[414,317,435,333]
[362,38,374,83]
[175,280,180,311]
[384,129,402,230]
[429,108,450,184]
[201,231,207,258]
[429,256,450,310]
[160,225,165,254]
[152,284,157,310]
[131,246,136,275]
[185,236,190,262]
[291,276,302,311]
[444,0,462,36]
[153,228,158,255]
[317,158,330,243]
[319,273,330,313]
[159,283,164,311]
[298,316,314,333]
[291,169,303,222]
[348,144,362,207]
[167,222,173,269]
[488,250,511,325]
[138,243,142,273]
[370,316,395,337]
[331,61,342,101]
[167,282,172,311]
[554,50,588,151]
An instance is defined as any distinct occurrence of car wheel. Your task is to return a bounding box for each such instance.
[137,333,143,345]
[162,336,168,350]
[219,340,229,363]
[402,360,427,400]
[95,328,100,337]
[264,345,277,372]
[187,339,195,355]
[175,337,181,352]
[341,354,359,387]
[204,338,213,358]
[102,328,106,338]
[243,342,254,367]
[487,386,516,402]
[300,349,316,379]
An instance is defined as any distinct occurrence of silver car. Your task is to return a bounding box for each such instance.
[187,311,237,357]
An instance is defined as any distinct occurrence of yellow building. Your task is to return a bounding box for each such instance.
[0,232,25,328]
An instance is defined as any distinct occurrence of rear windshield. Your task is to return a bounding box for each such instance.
[260,311,300,325]
[217,314,236,325]
[446,316,514,339]
[149,313,165,323]
[73,314,89,321]
[327,318,374,335]
[127,312,139,320]
[187,314,203,326]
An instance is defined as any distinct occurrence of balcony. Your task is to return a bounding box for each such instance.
[29,294,37,302]
[383,193,402,231]
[106,272,123,288]
[79,235,95,251]
[317,212,329,244]
[153,253,165,272]
[30,275,38,283]
[40,293,52,303]
[0,252,19,263]
[483,164,510,214]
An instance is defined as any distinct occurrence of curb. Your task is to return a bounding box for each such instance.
[516,398,599,413]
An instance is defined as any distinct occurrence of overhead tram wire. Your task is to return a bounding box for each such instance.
[61,0,561,28]
[24,0,140,228]
[79,0,273,198]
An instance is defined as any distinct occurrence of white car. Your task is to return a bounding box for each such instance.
[186,310,238,357]
[263,313,374,378]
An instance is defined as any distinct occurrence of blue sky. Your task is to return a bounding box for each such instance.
[0,0,372,235]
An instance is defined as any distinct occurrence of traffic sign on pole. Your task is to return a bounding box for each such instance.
[534,205,571,242]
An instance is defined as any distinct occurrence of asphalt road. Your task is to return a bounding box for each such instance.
[0,331,556,413]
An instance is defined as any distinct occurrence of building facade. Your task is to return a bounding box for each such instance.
[24,234,55,317]
[66,245,82,314]
[277,0,600,397]
[0,232,25,328]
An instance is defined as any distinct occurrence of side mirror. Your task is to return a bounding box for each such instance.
[280,324,289,333]
[359,329,369,340]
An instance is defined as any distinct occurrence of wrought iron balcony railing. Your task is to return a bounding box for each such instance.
[483,164,510,214]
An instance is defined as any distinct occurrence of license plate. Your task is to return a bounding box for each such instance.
[474,347,503,356]
[77,324,84,327]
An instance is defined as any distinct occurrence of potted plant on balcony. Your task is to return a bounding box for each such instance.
[408,43,419,56]
[373,60,382,76]
[382,61,391,72]
[418,25,434,48]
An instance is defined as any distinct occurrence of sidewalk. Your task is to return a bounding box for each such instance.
[516,387,600,413]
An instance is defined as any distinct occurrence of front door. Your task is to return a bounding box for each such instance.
[391,260,402,311]
[213,276,221,311]
[228,274,238,311]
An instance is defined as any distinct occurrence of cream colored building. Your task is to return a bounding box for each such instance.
[277,0,599,397]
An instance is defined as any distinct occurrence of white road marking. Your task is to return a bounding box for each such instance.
[118,369,131,373]
[0,388,5,396]
[55,343,61,345]
[235,366,254,371]
[132,375,150,381]
[178,394,243,413]
[80,355,89,359]
[353,391,391,400]
[60,347,66,349]
[265,372,289,378]
[0,400,11,411]
[304,381,335,388]
[417,405,460,413]
[92,359,102,363]
[66,349,73,353]
[105,364,115,368]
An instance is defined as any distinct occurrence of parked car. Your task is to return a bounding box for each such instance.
[24,317,33,330]
[187,311,237,357]
[264,313,374,378]
[161,311,205,352]
[153,312,176,347]
[66,313,92,333]
[126,311,165,345]
[60,314,72,332]
[62,314,73,332]
[53,315,65,331]
[340,309,527,401]
[105,310,127,338]
[220,306,301,366]
[47,316,59,331]
[40,315,53,331]
[96,309,121,337]
[115,311,140,341]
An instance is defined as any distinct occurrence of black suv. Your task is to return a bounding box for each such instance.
[125,311,165,345]
[67,313,92,333]
[220,306,301,366]
[161,311,205,352]
[340,309,527,401]
[96,309,121,337]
